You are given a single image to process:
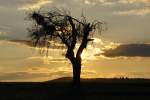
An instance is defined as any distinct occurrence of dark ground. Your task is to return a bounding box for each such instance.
[0,77,150,100]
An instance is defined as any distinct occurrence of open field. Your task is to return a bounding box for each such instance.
[0,77,150,100]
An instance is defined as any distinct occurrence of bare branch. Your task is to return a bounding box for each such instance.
[27,8,104,59]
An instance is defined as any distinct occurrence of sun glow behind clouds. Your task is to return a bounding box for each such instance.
[1,39,150,81]
[29,38,120,64]
[81,45,103,61]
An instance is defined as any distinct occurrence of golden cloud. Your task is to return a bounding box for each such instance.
[18,0,53,10]
[0,66,97,82]
[84,0,150,5]
[125,0,150,4]
[114,7,150,16]
[0,32,7,35]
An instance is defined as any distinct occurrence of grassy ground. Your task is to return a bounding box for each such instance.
[0,77,150,100]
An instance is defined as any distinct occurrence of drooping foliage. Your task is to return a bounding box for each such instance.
[28,8,103,50]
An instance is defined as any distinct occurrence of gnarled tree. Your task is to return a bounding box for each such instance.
[28,8,103,85]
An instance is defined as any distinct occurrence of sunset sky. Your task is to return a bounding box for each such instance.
[0,0,150,82]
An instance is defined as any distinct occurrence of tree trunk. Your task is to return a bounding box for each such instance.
[71,58,81,86]
[66,49,81,86]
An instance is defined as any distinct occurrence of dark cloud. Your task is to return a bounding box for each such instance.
[9,40,66,49]
[103,44,150,57]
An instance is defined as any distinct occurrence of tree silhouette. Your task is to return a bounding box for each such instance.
[28,8,103,85]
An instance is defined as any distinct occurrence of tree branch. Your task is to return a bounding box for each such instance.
[57,34,70,48]
[67,16,77,50]
[76,23,91,60]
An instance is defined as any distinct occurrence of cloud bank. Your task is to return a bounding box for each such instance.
[103,44,150,57]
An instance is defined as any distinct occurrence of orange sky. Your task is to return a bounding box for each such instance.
[0,0,150,81]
